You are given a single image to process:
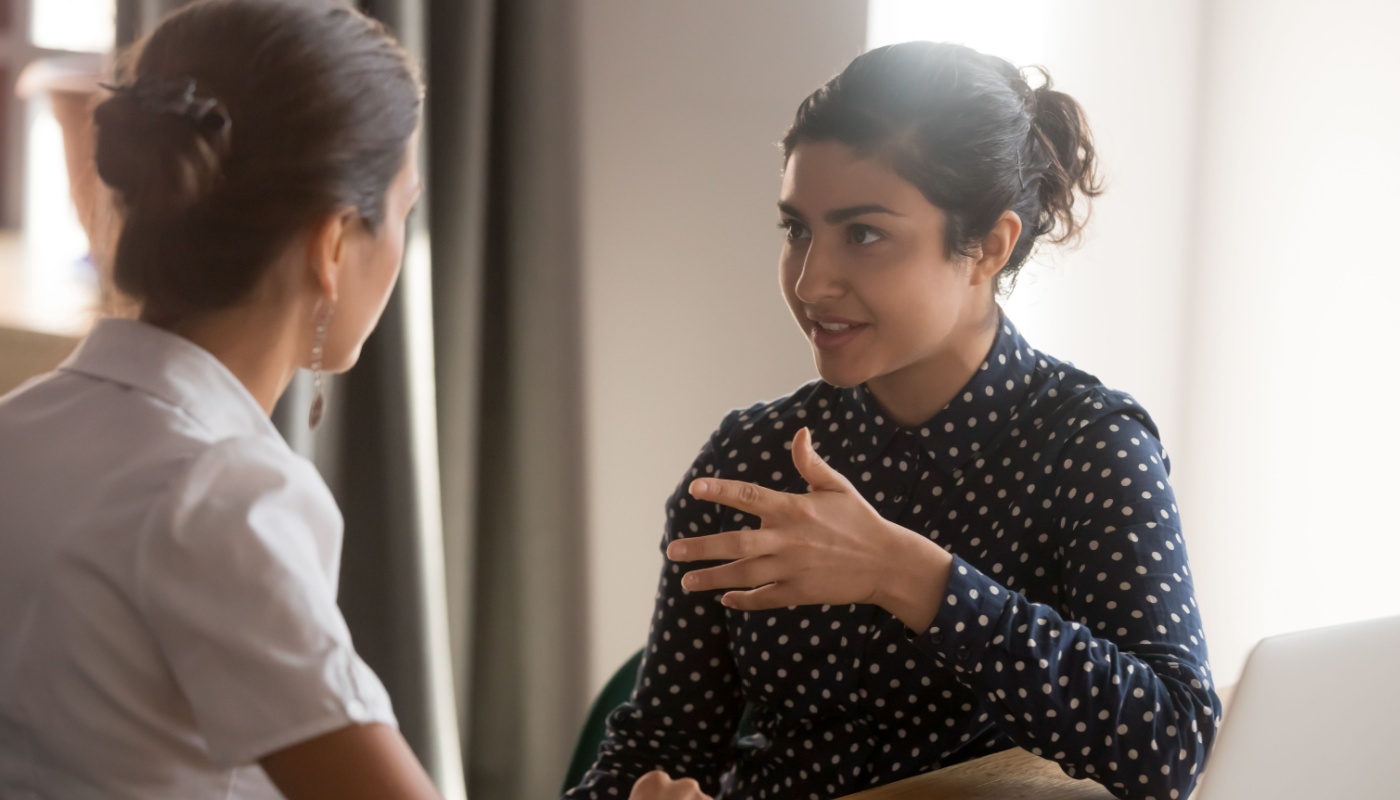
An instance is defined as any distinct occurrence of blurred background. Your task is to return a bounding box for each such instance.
[2,1,1397,798]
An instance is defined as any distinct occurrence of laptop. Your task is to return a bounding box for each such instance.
[1194,614,1400,799]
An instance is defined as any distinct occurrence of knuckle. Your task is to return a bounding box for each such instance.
[738,482,761,506]
[791,497,817,524]
[734,533,754,558]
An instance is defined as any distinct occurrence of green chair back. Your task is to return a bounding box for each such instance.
[561,648,645,794]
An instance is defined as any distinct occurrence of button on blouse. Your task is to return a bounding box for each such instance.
[567,316,1221,800]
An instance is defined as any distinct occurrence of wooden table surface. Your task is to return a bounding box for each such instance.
[837,747,1115,800]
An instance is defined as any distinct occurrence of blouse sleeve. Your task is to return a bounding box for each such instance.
[908,410,1222,800]
[566,414,746,799]
[136,436,396,768]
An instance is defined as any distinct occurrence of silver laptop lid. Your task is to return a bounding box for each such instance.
[1194,614,1400,800]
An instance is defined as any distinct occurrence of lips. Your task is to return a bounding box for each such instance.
[807,315,868,351]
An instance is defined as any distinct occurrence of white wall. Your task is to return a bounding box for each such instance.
[578,1,869,693]
[1178,0,1400,682]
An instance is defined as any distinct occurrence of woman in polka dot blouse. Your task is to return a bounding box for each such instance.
[568,42,1221,800]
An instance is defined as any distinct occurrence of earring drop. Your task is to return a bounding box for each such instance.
[309,303,334,430]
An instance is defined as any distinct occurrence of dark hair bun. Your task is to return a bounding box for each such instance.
[1026,71,1102,247]
[94,77,232,218]
[100,0,421,321]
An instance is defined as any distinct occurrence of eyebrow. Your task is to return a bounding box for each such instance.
[777,202,906,225]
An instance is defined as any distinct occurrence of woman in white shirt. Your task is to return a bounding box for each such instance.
[0,0,441,797]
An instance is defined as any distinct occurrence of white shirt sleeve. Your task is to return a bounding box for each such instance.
[135,436,397,768]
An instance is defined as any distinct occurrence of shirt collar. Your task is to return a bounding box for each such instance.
[59,317,279,442]
[835,313,1038,475]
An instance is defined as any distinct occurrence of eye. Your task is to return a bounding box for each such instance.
[778,219,811,241]
[848,224,884,245]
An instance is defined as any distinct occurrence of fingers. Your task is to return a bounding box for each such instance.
[667,529,777,563]
[720,582,796,611]
[790,427,849,492]
[628,770,713,800]
[679,556,783,593]
[688,476,789,517]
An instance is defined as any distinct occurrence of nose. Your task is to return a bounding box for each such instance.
[792,238,843,305]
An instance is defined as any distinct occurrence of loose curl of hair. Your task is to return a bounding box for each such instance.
[93,0,423,322]
[782,42,1103,294]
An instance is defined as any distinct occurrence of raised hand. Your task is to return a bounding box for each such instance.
[666,427,953,631]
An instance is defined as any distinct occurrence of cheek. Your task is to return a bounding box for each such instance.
[327,232,406,368]
[869,257,965,337]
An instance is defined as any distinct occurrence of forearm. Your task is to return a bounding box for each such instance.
[910,557,1220,800]
[262,723,442,800]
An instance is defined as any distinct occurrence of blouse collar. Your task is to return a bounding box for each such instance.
[835,314,1039,476]
[58,317,279,442]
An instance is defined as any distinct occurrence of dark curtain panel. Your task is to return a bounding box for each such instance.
[358,0,592,794]
[444,0,590,796]
[118,0,590,798]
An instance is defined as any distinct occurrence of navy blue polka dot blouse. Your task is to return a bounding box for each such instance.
[567,316,1222,800]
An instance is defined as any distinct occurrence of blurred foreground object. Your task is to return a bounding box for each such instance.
[1,55,117,394]
[16,53,131,318]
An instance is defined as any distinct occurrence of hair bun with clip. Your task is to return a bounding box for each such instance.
[94,74,233,217]
[100,75,231,135]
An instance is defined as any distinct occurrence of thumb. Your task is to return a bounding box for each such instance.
[791,427,848,492]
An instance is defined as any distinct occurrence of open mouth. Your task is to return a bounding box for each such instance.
[809,319,868,349]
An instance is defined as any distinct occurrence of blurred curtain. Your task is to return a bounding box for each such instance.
[118,1,589,798]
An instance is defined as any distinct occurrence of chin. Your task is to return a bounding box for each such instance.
[812,358,873,389]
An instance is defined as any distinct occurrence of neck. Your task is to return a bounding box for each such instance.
[864,302,1001,428]
[147,297,311,416]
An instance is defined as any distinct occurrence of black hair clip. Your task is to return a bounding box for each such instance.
[100,75,231,136]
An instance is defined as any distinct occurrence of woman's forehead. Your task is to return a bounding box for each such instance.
[780,141,936,219]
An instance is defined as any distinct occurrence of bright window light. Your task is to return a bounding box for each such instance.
[867,0,1046,66]
[31,0,116,53]
[19,96,97,332]
[24,102,88,272]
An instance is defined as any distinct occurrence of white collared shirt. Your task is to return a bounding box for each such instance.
[0,319,396,799]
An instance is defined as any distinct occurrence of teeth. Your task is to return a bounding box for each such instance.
[819,322,852,332]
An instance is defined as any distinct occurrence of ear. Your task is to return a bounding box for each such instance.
[304,209,356,304]
[970,210,1023,287]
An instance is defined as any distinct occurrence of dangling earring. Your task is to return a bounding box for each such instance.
[309,302,334,430]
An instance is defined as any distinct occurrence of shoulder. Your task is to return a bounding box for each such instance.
[170,434,332,514]
[668,381,833,511]
[708,380,835,478]
[1020,357,1174,493]
[713,380,832,442]
[145,435,341,583]
[1018,351,1161,458]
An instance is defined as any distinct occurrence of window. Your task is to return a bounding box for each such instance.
[1,0,115,324]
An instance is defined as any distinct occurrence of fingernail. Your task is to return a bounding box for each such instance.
[683,573,699,589]
[668,542,686,559]
[720,592,734,607]
[691,479,708,495]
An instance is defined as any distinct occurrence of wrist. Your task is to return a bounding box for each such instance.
[873,522,953,632]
